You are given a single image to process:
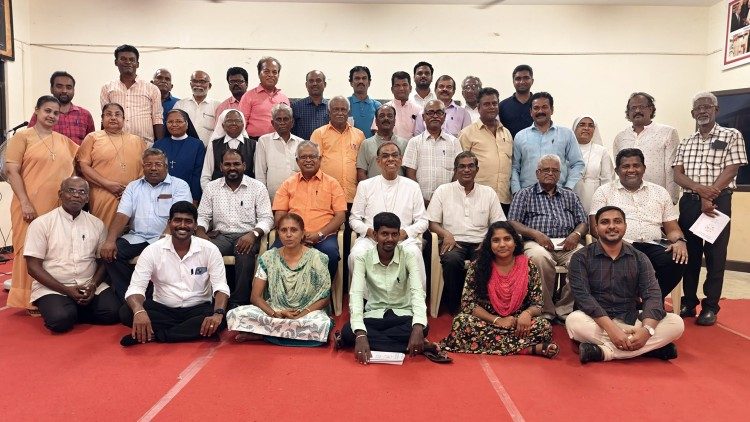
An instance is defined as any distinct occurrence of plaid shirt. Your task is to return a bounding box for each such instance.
[507,183,586,238]
[569,242,666,325]
[291,97,329,140]
[28,104,95,144]
[672,124,748,192]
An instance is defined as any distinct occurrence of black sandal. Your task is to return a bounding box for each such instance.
[423,343,453,364]
[531,342,559,359]
[333,330,343,350]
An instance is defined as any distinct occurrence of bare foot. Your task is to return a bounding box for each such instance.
[234,332,264,343]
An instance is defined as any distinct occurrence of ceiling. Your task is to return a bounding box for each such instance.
[226,0,719,6]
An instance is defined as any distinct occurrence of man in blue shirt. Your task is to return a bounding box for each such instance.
[291,70,329,140]
[499,64,534,138]
[152,68,179,123]
[348,66,381,137]
[509,154,587,321]
[100,148,193,301]
[511,92,585,194]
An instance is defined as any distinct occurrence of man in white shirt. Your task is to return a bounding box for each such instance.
[461,76,482,123]
[197,149,274,309]
[25,177,119,333]
[613,92,680,203]
[174,70,220,146]
[349,142,428,289]
[409,61,436,108]
[590,148,688,299]
[254,103,303,200]
[404,100,463,204]
[427,152,506,314]
[120,201,230,346]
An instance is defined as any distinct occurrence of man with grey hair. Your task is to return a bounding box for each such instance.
[311,95,365,205]
[461,76,482,122]
[272,141,347,279]
[292,70,329,140]
[255,103,304,200]
[100,148,193,301]
[173,70,220,145]
[413,75,472,137]
[357,104,408,181]
[508,154,588,321]
[151,68,179,123]
[239,56,290,139]
[673,92,748,326]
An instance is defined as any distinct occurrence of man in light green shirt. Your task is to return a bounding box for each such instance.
[338,212,450,364]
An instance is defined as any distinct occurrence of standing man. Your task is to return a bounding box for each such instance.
[357,105,408,181]
[29,71,95,145]
[151,68,178,123]
[499,64,534,138]
[197,149,274,309]
[120,201,230,346]
[414,75,472,137]
[427,151,505,314]
[508,155,588,321]
[310,96,365,205]
[255,103,304,200]
[459,87,513,214]
[566,206,684,364]
[410,61,436,108]
[215,67,248,118]
[511,92,585,194]
[382,71,422,139]
[239,56,290,139]
[613,92,680,203]
[25,177,120,333]
[404,100,463,203]
[99,148,193,302]
[348,66,381,136]
[461,76,482,123]
[291,70,329,140]
[673,92,748,326]
[100,44,164,144]
[174,70,220,146]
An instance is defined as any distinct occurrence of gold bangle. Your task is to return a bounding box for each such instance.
[355,334,367,340]
[133,309,146,318]
[492,316,500,326]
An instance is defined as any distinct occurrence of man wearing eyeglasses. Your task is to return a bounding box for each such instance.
[427,151,506,314]
[239,56,290,139]
[173,70,220,146]
[461,76,482,123]
[511,92,584,195]
[508,154,588,322]
[25,177,120,333]
[413,75,472,137]
[215,67,248,119]
[100,148,193,302]
[614,92,680,203]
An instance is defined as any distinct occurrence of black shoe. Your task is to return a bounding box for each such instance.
[644,343,678,360]
[579,342,604,364]
[697,309,717,326]
[120,334,141,347]
[679,305,696,318]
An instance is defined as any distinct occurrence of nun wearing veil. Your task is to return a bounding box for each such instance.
[571,115,614,213]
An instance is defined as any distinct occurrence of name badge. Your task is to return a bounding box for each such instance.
[711,140,728,150]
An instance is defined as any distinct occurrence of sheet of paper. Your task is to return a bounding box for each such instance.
[551,238,567,251]
[689,210,730,244]
[369,351,405,365]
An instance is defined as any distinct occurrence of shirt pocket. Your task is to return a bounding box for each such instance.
[471,208,490,227]
[156,198,172,217]
[314,185,334,211]
[705,147,728,167]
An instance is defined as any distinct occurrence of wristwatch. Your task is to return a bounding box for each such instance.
[673,237,687,243]
[642,325,655,336]
[213,308,226,316]
[252,229,261,237]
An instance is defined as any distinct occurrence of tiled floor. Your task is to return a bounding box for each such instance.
[710,269,750,299]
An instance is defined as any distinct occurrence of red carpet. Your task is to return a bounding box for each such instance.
[0,292,748,420]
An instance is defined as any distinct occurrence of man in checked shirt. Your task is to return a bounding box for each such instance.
[673,92,748,326]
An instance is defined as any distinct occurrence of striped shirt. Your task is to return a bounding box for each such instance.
[100,77,163,142]
[569,242,666,325]
[507,183,587,238]
[672,124,748,192]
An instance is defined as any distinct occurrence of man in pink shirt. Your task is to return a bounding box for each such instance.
[238,57,290,139]
[215,67,248,118]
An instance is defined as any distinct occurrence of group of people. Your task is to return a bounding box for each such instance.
[3,43,747,365]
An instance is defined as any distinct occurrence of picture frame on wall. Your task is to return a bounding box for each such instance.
[724,0,750,69]
[0,0,14,61]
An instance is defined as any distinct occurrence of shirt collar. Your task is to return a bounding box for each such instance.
[253,84,280,95]
[349,95,373,104]
[303,97,328,106]
[297,169,323,181]
[326,123,351,135]
[614,178,647,192]
[223,134,244,144]
[532,182,559,196]
[222,174,251,188]
[141,174,173,186]
[592,241,635,259]
[171,134,188,140]
[162,235,202,258]
[531,122,557,132]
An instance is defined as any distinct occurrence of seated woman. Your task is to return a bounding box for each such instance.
[153,109,205,202]
[441,221,558,358]
[226,213,332,346]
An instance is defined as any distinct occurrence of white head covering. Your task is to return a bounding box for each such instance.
[209,108,249,141]
[571,115,603,146]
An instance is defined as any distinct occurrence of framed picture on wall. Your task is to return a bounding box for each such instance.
[725,0,750,69]
[0,0,13,61]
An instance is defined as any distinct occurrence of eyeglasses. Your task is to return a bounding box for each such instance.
[297,154,319,161]
[628,104,652,112]
[378,152,401,160]
[224,119,243,125]
[462,84,480,91]
[693,105,716,112]
[424,110,446,117]
[457,163,477,170]
[538,168,561,174]
[143,162,166,169]
[190,79,210,85]
[64,187,89,196]
[228,80,246,86]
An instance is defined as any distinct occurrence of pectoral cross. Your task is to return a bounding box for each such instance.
[170,160,177,169]
[120,162,127,171]
[50,153,56,161]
